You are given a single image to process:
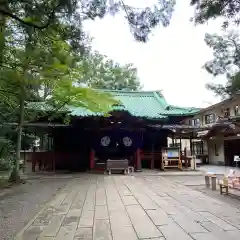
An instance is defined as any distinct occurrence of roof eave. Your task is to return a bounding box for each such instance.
[161,112,200,117]
[70,112,168,121]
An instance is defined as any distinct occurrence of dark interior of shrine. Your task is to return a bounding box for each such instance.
[49,113,170,171]
[141,127,168,168]
[53,126,91,171]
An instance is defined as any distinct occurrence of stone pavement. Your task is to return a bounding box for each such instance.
[15,175,240,240]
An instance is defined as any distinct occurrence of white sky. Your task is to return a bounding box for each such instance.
[83,0,227,108]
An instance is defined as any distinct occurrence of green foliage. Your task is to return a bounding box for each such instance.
[0,137,14,171]
[0,31,118,123]
[0,137,14,158]
[204,31,240,77]
[0,0,176,43]
[206,72,240,99]
[0,1,118,181]
[78,51,141,90]
[191,0,240,27]
[204,31,240,99]
[50,78,118,113]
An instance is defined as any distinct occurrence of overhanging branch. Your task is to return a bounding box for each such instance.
[0,4,59,29]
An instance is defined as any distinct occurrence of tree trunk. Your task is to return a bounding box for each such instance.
[0,0,7,64]
[9,93,25,183]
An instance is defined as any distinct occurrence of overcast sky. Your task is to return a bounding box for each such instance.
[84,0,227,108]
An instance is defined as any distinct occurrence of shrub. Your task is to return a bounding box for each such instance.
[0,156,14,171]
[0,137,14,157]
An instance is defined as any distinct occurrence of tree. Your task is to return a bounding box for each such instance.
[204,31,240,99]
[0,22,116,182]
[1,54,116,182]
[204,31,240,77]
[191,0,240,27]
[206,72,240,99]
[0,0,176,44]
[79,51,141,90]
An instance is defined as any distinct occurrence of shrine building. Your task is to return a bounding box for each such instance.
[25,90,203,172]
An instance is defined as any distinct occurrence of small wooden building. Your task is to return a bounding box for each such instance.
[27,90,200,172]
[197,117,240,166]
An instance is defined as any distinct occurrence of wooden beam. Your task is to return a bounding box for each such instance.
[180,136,182,151]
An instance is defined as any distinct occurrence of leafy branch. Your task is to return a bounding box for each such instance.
[0,3,60,29]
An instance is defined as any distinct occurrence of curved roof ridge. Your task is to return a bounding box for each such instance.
[153,91,168,108]
[94,89,165,95]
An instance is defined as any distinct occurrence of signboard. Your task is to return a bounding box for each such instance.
[167,148,179,158]
[234,156,240,162]
[162,147,180,158]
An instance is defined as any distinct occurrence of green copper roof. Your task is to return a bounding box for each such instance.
[28,90,200,120]
[67,90,170,119]
[65,90,200,119]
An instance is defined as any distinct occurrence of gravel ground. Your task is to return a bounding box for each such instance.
[0,178,72,240]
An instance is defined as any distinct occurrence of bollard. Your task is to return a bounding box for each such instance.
[205,175,210,188]
[211,176,217,190]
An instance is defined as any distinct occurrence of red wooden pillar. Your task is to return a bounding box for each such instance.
[135,148,142,172]
[90,149,95,170]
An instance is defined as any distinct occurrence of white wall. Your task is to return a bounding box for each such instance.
[207,137,225,165]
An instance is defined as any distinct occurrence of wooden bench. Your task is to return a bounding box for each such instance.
[106,159,129,175]
[220,177,240,195]
[220,183,229,195]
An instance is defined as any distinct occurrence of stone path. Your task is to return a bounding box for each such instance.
[15,175,240,240]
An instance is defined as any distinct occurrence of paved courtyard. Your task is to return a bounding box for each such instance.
[16,174,240,240]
